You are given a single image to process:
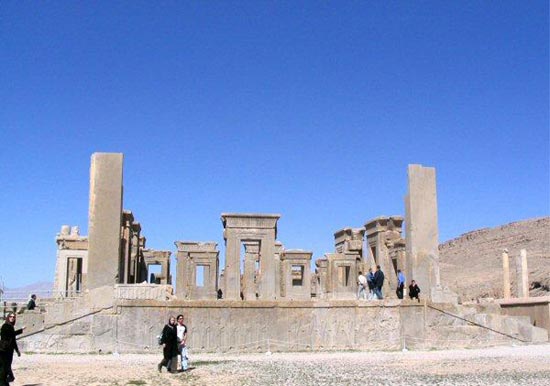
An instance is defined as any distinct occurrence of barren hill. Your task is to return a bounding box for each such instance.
[439,217,550,301]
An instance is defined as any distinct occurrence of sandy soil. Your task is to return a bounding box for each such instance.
[10,344,550,386]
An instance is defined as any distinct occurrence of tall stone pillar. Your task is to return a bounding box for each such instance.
[502,249,511,299]
[405,164,456,303]
[515,249,529,298]
[86,153,123,290]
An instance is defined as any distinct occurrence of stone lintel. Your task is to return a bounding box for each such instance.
[243,240,260,254]
[175,241,218,253]
[56,237,88,250]
[143,249,171,263]
[388,216,404,229]
[189,253,219,264]
[334,227,365,245]
[364,216,404,235]
[325,252,355,262]
[281,249,313,261]
[221,213,281,229]
[315,258,328,268]
[364,216,389,236]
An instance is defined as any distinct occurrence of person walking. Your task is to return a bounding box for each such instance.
[0,312,25,385]
[373,265,385,300]
[157,316,178,373]
[396,270,406,299]
[409,280,421,302]
[357,271,367,300]
[176,314,189,371]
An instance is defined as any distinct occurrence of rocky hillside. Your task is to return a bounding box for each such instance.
[439,217,550,301]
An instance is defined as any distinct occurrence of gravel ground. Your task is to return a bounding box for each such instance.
[10,344,550,386]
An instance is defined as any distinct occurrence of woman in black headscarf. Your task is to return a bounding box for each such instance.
[0,312,25,385]
[157,315,178,373]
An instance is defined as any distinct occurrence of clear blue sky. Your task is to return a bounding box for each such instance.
[1,1,548,289]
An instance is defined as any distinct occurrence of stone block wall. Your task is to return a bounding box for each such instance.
[17,297,547,354]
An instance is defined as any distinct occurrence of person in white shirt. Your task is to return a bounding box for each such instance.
[176,314,189,371]
[357,271,367,300]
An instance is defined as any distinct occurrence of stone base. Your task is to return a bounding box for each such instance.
[17,298,547,354]
[431,286,459,304]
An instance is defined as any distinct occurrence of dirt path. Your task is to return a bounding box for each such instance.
[11,344,550,385]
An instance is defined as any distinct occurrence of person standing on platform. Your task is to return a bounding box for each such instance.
[357,271,367,300]
[396,270,406,299]
[373,265,385,300]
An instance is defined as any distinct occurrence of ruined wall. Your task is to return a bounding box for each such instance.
[18,296,546,354]
[498,297,550,334]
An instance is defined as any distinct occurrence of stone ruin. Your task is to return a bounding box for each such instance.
[53,157,458,303]
[17,153,549,354]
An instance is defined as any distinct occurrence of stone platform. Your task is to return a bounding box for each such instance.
[17,292,548,354]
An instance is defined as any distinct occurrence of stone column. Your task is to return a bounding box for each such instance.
[315,259,328,299]
[502,249,511,299]
[243,241,259,300]
[224,235,241,300]
[161,253,171,285]
[258,235,276,300]
[515,249,529,298]
[86,153,124,290]
[405,165,439,294]
[274,241,284,299]
[175,242,191,299]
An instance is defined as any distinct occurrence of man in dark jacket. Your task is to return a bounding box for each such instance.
[373,265,384,299]
[27,295,36,311]
[0,312,25,385]
[366,268,375,299]
[409,280,421,302]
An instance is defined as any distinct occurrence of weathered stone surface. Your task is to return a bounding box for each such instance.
[221,213,281,300]
[19,299,547,353]
[498,296,550,335]
[87,153,124,290]
[115,284,173,300]
[142,249,172,284]
[364,216,405,297]
[175,241,219,300]
[53,225,88,297]
[405,165,440,297]
[280,249,312,300]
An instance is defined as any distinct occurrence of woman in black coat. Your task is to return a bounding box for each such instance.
[0,312,25,385]
[157,316,178,373]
